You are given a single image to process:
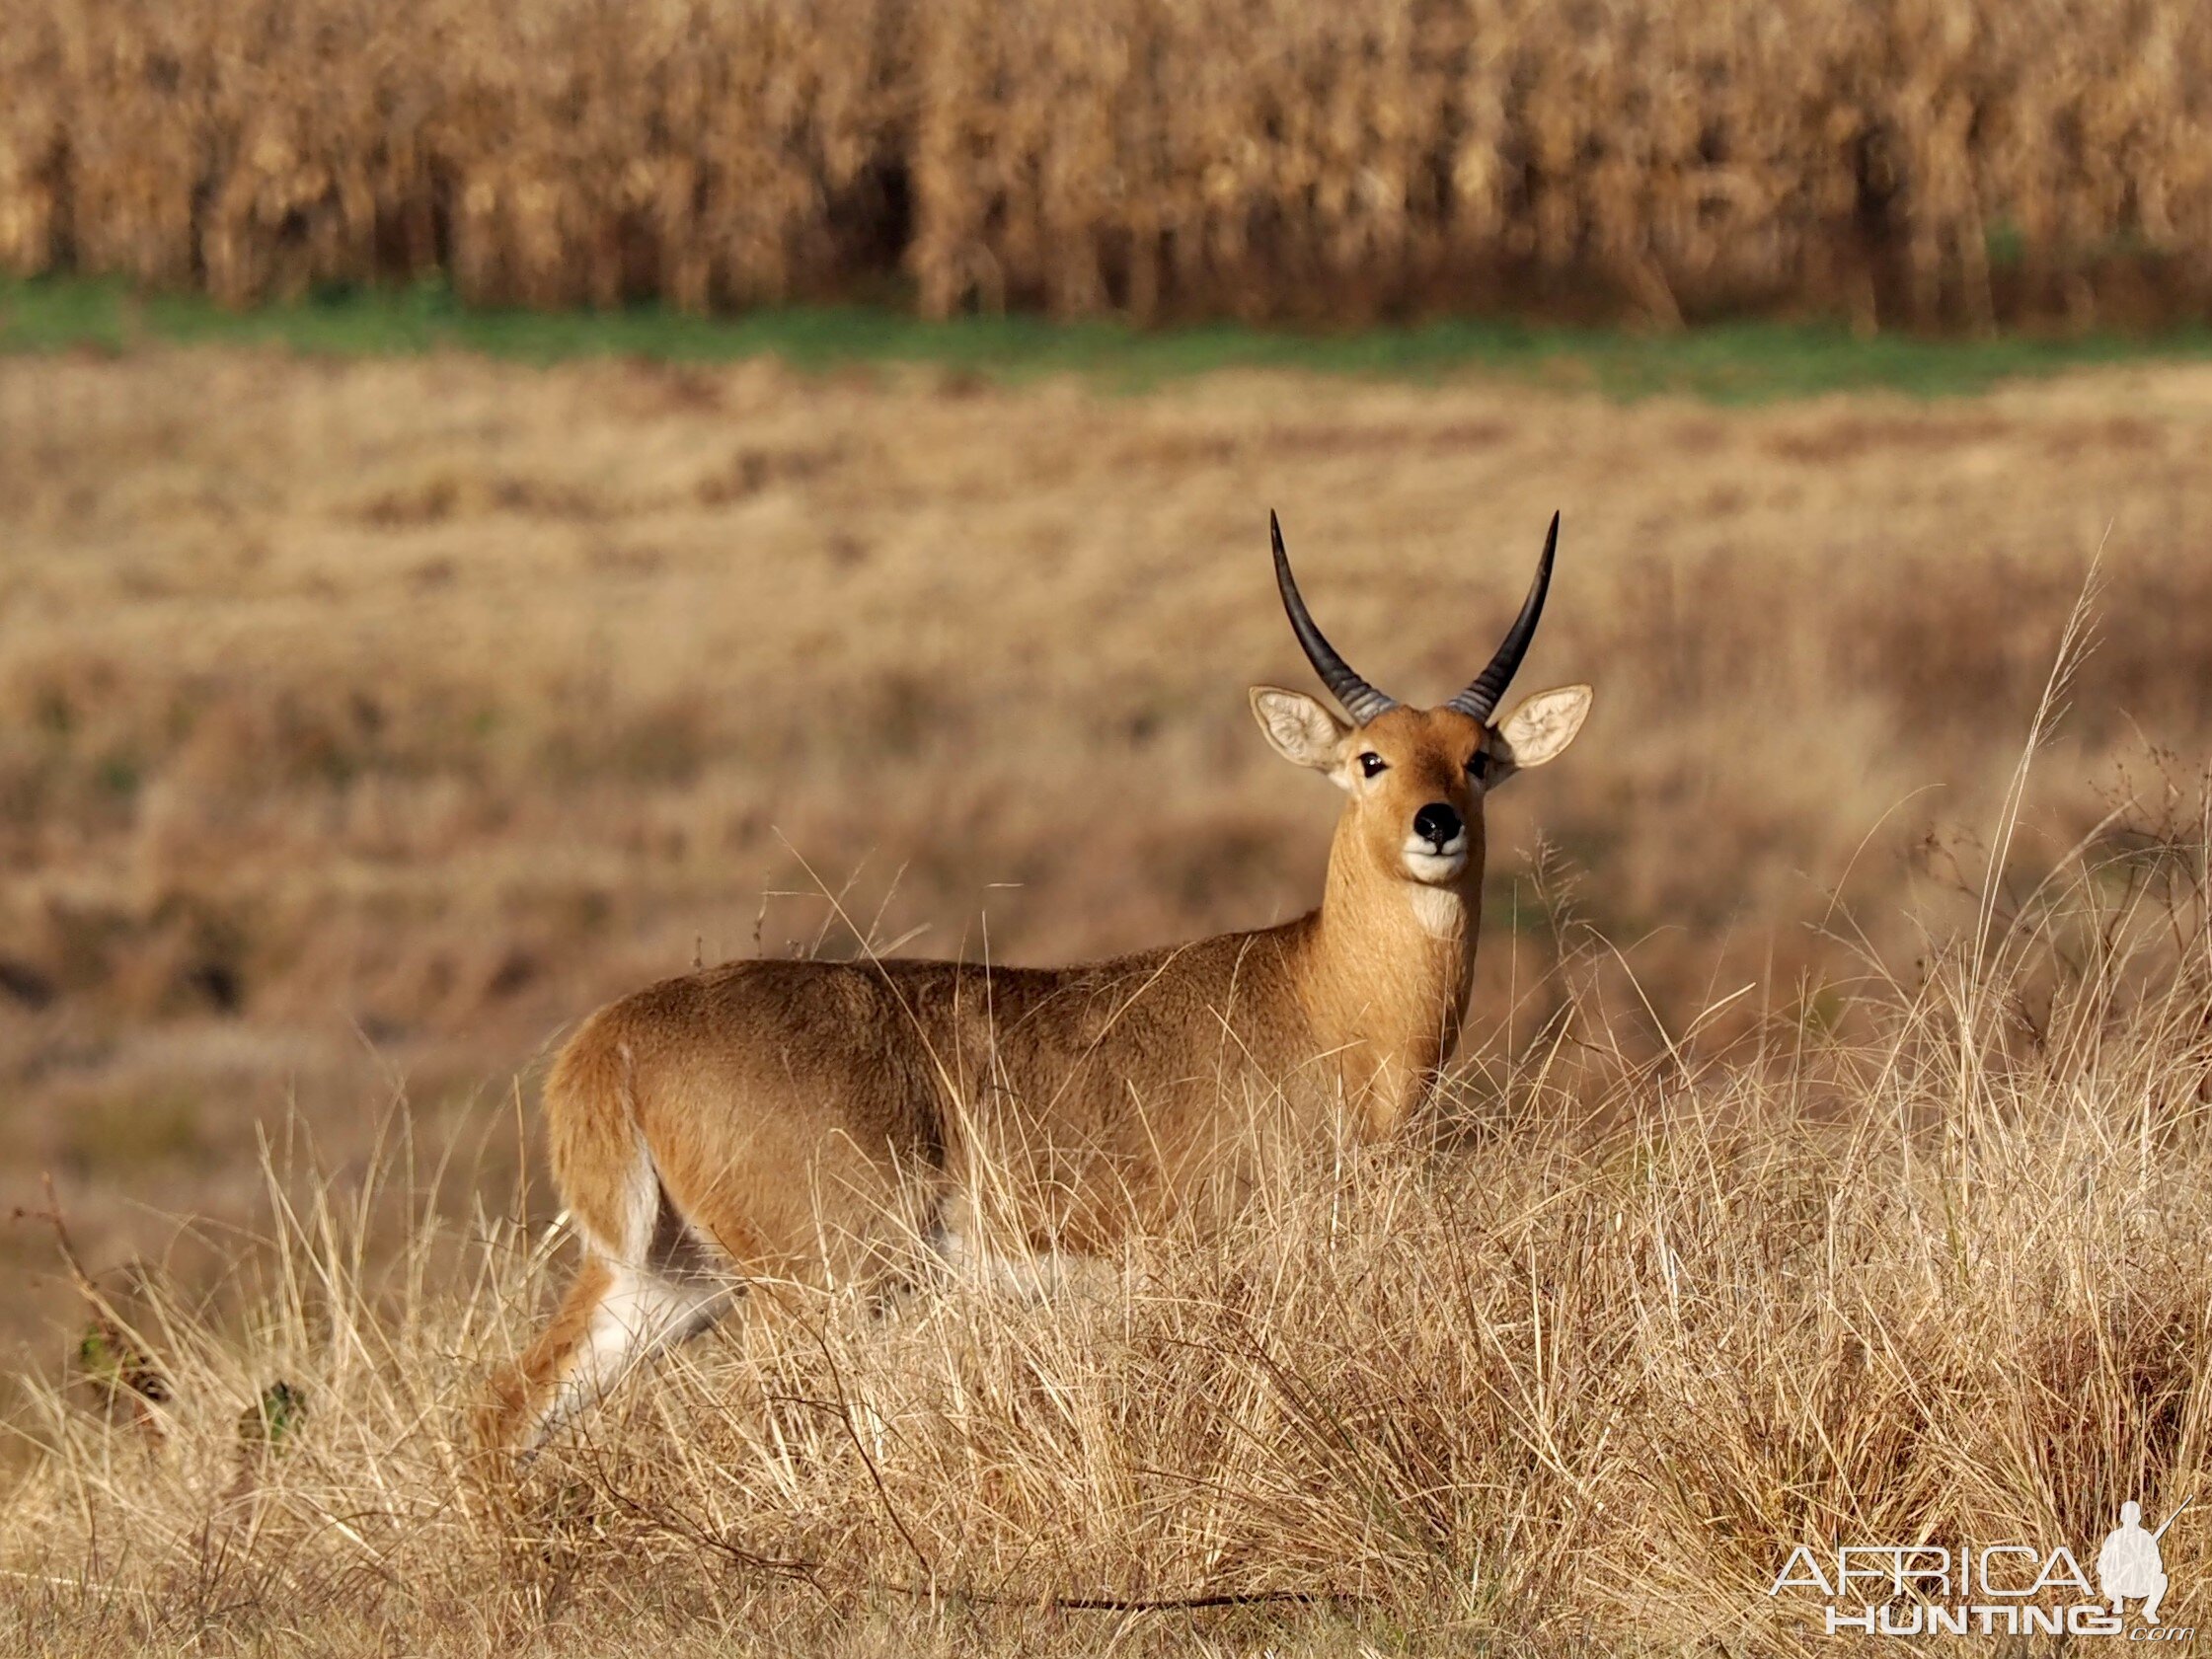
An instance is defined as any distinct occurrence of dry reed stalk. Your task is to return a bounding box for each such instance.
[5,0,2210,326]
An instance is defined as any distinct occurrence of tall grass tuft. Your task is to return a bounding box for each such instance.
[5,761,2210,1654]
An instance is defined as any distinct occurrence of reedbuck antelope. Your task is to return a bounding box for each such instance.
[479,514,1591,1455]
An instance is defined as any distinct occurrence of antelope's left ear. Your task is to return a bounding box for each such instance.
[1490,684,1592,784]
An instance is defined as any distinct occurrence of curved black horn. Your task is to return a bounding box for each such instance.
[1447,511,1559,721]
[1271,512,1397,725]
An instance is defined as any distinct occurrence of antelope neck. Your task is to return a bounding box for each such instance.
[1290,822,1482,1134]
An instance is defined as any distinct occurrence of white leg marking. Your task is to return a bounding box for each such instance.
[931,1225,1110,1302]
[535,1264,725,1446]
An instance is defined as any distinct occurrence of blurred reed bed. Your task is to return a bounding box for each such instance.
[4,0,2210,328]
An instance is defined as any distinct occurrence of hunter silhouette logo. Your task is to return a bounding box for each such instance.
[2101,1499,2189,1626]
[1769,1498,2197,1639]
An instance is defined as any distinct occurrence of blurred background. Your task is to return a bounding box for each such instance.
[3,0,2212,1366]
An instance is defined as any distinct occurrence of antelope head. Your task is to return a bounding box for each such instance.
[1250,512,1592,902]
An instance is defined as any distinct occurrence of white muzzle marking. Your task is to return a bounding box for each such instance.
[1402,836,1469,884]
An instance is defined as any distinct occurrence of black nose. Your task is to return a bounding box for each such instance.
[1412,803,1463,848]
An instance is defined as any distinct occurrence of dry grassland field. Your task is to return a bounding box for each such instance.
[3,329,2212,1655]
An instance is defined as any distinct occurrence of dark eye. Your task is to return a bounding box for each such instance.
[1467,751,1490,781]
[1358,752,1389,778]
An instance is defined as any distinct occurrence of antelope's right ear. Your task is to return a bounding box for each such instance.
[1250,687,1349,773]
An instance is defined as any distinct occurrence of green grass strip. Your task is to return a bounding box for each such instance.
[6,274,2211,402]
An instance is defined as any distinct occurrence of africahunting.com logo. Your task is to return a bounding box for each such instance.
[1769,1500,2195,1639]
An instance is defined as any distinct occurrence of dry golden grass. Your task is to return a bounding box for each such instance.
[4,765,2210,1655]
[4,340,2212,1650]
[7,0,2212,326]
[4,345,2212,1360]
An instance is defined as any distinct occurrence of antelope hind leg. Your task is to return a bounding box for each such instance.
[473,1254,726,1462]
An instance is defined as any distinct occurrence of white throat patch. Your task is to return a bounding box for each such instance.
[1406,882,1465,940]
